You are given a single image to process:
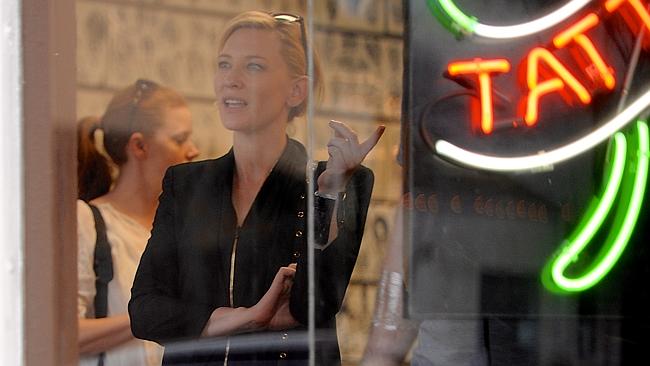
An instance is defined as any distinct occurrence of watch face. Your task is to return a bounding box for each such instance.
[406,0,650,318]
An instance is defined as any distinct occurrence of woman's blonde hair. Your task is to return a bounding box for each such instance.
[218,10,323,122]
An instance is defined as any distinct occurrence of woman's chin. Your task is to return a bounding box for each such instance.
[220,117,249,132]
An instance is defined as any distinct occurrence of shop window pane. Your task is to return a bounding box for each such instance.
[397,0,650,365]
[76,1,402,365]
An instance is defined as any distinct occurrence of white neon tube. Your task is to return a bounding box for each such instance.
[473,0,594,39]
[434,87,650,172]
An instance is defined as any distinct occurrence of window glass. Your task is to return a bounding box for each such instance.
[76,0,403,365]
[399,0,650,365]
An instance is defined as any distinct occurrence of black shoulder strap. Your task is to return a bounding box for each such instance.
[89,204,113,319]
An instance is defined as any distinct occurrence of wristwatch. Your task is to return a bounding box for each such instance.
[313,190,346,246]
[314,190,347,201]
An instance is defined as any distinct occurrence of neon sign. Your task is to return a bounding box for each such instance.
[543,121,649,292]
[426,0,650,293]
[447,59,510,134]
[434,91,650,172]
[428,0,649,40]
[553,13,616,91]
[439,2,650,141]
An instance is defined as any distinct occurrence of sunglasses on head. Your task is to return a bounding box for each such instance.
[271,12,308,70]
[127,79,158,135]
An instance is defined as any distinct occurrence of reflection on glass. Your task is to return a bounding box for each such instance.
[76,1,401,365]
[125,10,383,365]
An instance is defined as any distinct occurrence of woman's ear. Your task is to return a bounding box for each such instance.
[286,76,308,108]
[127,132,148,160]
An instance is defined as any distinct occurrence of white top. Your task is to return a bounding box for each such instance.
[77,200,164,366]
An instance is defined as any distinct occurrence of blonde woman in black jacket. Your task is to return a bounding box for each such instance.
[129,11,384,365]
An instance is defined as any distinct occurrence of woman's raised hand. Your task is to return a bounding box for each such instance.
[318,120,385,193]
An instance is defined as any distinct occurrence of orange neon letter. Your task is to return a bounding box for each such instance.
[448,59,510,134]
[606,0,650,32]
[606,0,650,49]
[553,13,616,90]
[525,48,591,126]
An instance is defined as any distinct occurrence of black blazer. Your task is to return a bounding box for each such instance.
[129,139,374,365]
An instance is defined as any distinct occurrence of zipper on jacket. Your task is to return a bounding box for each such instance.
[229,227,240,307]
[224,227,240,366]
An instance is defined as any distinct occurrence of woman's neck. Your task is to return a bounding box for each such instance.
[94,168,158,230]
[230,131,287,226]
[232,131,287,183]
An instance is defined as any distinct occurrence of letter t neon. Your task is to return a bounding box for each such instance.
[448,59,510,134]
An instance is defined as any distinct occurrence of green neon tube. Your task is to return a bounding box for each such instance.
[435,0,477,33]
[546,132,627,292]
[425,0,476,38]
[545,121,649,293]
[427,0,591,40]
[578,121,650,289]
